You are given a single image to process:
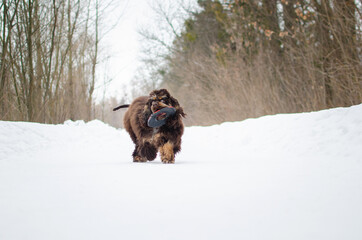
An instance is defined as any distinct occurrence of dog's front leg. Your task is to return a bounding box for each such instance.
[139,141,157,161]
[159,142,175,164]
[133,144,147,162]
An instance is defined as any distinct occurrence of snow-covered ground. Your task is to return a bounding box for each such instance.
[1,104,362,240]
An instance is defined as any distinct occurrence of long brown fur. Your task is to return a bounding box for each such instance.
[123,89,185,164]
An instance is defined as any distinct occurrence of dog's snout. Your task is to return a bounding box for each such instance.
[152,101,158,107]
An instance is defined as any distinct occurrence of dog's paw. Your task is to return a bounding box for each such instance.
[133,156,147,162]
[140,142,157,160]
[161,158,175,164]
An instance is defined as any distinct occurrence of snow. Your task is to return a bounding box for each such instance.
[1,104,362,240]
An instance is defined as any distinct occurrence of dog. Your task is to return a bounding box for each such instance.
[113,89,185,164]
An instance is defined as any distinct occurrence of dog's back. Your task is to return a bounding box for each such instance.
[123,96,150,144]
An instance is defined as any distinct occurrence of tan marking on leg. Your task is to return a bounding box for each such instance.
[133,156,147,162]
[160,142,175,164]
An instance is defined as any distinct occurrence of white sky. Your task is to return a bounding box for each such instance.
[95,0,198,102]
[95,0,154,101]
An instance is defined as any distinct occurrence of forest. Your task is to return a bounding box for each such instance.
[0,0,100,123]
[143,0,362,125]
[1,0,361,126]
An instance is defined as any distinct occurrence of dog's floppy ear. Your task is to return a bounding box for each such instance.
[141,101,153,127]
[170,96,186,118]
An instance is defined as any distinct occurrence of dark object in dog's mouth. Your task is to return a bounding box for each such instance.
[148,107,176,128]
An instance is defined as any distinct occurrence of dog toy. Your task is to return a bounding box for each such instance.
[147,107,176,128]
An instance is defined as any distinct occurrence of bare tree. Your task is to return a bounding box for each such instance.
[0,0,119,124]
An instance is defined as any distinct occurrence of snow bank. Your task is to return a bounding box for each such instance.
[1,105,362,240]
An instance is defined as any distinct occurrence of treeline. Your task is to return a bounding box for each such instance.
[144,0,361,126]
[0,0,100,123]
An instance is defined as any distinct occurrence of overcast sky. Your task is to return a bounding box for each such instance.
[95,0,154,101]
[95,0,197,102]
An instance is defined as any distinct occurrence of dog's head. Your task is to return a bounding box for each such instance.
[147,89,185,118]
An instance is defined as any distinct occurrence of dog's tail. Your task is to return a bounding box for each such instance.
[113,104,130,111]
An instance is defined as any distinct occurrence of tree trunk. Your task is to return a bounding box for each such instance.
[313,0,334,107]
[24,0,36,121]
[262,0,280,53]
[88,0,99,121]
[67,0,75,120]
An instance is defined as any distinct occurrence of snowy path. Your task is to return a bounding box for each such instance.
[1,105,362,240]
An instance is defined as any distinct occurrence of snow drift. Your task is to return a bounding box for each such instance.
[1,104,362,240]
